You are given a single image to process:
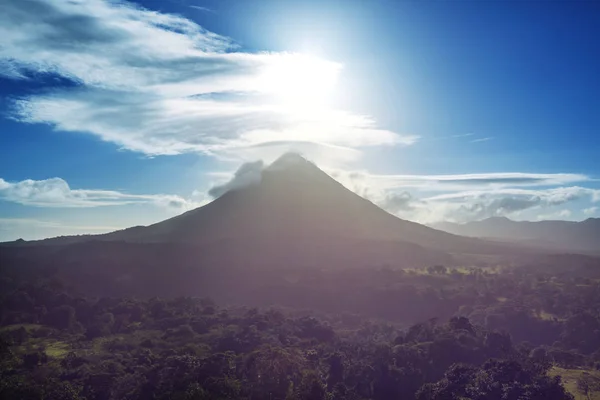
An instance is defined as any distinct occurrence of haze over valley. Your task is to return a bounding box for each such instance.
[1,0,599,399]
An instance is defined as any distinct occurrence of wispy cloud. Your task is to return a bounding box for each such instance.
[583,206,598,216]
[428,133,493,144]
[12,91,409,158]
[324,168,598,223]
[329,170,591,193]
[189,5,215,13]
[0,0,412,163]
[424,186,598,201]
[0,177,201,209]
[381,186,598,224]
[471,137,493,143]
[536,209,572,221]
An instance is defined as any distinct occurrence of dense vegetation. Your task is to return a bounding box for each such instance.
[3,256,600,399]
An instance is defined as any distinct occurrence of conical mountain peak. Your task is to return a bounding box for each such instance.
[17,154,522,265]
[267,152,317,171]
[260,152,344,193]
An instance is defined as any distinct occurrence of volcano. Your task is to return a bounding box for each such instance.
[0,154,570,299]
[8,153,529,267]
[104,153,509,254]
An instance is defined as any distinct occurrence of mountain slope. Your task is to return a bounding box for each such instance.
[434,216,600,254]
[100,153,522,256]
[0,154,576,300]
[3,154,539,270]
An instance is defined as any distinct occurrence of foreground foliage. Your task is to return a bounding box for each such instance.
[1,286,576,399]
[2,254,600,399]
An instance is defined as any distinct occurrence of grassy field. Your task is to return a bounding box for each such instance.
[9,338,70,359]
[44,340,70,358]
[1,322,168,361]
[0,323,43,332]
[551,367,600,400]
[1,323,71,359]
[538,310,565,322]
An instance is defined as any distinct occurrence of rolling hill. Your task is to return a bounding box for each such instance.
[433,216,600,254]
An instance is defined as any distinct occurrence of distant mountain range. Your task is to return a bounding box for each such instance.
[433,216,600,254]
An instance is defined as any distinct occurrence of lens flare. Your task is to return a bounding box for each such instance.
[257,54,341,112]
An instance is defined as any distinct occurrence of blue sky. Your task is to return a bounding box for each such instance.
[0,0,599,241]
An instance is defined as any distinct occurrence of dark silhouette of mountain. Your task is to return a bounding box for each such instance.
[5,154,532,261]
[103,154,498,249]
[433,216,600,254]
[1,154,592,301]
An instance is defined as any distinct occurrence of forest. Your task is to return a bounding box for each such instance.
[2,256,600,399]
[1,0,599,398]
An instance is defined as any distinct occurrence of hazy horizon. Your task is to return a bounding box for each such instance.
[2,4,600,397]
[1,0,599,241]
[2,152,599,243]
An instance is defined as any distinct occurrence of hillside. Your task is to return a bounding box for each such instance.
[434,216,600,254]
[5,154,534,261]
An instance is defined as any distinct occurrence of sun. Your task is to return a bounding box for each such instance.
[257,54,341,112]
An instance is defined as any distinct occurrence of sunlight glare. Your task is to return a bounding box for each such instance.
[258,54,341,112]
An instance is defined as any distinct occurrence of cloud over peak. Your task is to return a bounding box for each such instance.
[208,160,264,199]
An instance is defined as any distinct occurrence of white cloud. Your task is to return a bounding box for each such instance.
[535,209,573,221]
[559,209,572,218]
[1,0,413,161]
[329,169,591,194]
[405,187,599,223]
[471,137,493,143]
[424,186,597,204]
[583,207,598,216]
[0,177,201,209]
[0,0,234,87]
[13,91,407,157]
[189,5,215,13]
[208,160,264,198]
[323,168,599,223]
